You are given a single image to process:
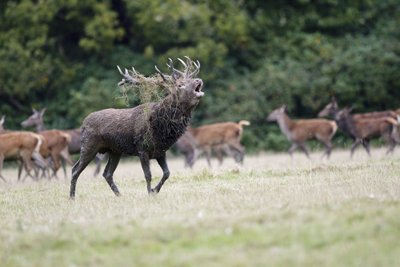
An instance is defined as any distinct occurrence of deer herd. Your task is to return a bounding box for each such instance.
[1,58,400,198]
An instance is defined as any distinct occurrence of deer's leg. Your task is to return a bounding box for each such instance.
[227,142,245,164]
[17,159,24,182]
[102,152,121,196]
[205,147,212,167]
[298,143,310,159]
[0,155,6,182]
[70,148,98,200]
[214,147,224,166]
[362,139,371,156]
[20,150,35,181]
[139,152,153,194]
[154,153,170,194]
[350,139,361,158]
[93,154,105,177]
[288,143,298,157]
[320,140,333,159]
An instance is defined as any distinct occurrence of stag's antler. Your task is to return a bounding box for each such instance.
[117,65,140,86]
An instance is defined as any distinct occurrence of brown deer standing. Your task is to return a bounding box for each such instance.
[188,120,250,167]
[267,105,337,158]
[21,109,72,178]
[70,57,204,199]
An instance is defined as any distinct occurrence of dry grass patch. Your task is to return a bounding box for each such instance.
[1,148,400,266]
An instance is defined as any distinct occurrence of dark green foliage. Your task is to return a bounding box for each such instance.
[0,0,399,150]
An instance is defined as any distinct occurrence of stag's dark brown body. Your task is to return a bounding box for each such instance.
[70,57,203,199]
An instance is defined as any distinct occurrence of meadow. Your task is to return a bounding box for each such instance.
[1,148,400,267]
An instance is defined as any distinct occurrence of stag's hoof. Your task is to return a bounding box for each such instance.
[148,188,158,195]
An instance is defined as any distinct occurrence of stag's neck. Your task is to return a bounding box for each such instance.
[276,113,295,140]
[149,96,193,149]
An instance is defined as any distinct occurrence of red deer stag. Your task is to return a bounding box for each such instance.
[69,57,204,199]
[267,105,337,158]
[188,120,250,167]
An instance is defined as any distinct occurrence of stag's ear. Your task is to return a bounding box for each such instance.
[40,108,47,116]
[281,104,287,112]
[32,108,38,113]
[0,115,5,124]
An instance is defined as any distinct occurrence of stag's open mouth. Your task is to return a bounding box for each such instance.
[194,82,204,97]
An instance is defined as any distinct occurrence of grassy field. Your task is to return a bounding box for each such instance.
[1,148,400,267]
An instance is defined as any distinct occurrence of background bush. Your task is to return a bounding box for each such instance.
[0,0,399,151]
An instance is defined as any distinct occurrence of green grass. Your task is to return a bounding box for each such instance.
[1,149,400,267]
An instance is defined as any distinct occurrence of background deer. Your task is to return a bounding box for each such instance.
[333,107,397,156]
[0,131,47,182]
[21,110,72,178]
[318,97,397,120]
[70,57,204,199]
[319,98,398,155]
[21,108,103,176]
[188,120,250,167]
[175,130,198,168]
[267,105,337,158]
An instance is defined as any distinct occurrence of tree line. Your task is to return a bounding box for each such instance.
[0,0,399,151]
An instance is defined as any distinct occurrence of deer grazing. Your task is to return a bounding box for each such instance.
[267,105,338,158]
[21,109,72,178]
[319,98,398,156]
[187,120,250,167]
[69,57,203,199]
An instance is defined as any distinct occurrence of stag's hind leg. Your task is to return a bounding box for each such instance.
[70,148,98,199]
[102,152,121,196]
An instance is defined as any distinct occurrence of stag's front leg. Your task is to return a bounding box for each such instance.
[154,153,170,194]
[139,152,153,194]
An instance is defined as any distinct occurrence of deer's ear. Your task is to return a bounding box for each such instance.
[281,104,287,112]
[32,108,37,113]
[40,108,47,116]
[0,115,5,124]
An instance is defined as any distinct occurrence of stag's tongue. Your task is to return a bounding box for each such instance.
[195,91,204,97]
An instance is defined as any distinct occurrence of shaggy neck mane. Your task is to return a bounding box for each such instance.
[149,94,193,150]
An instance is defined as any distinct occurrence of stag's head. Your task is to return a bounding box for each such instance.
[21,108,46,128]
[318,97,338,117]
[117,57,204,109]
[267,105,287,122]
